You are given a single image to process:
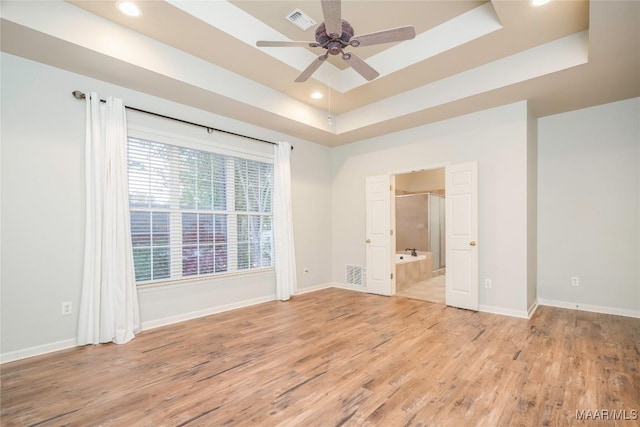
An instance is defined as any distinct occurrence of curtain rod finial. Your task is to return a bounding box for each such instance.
[72,90,86,99]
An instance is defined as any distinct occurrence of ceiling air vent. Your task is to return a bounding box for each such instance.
[285,8,316,31]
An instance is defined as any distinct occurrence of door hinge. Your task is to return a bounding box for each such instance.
[390,229,394,236]
[390,273,394,279]
[390,185,393,191]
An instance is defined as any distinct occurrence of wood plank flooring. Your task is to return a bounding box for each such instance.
[1,288,639,426]
[396,276,445,304]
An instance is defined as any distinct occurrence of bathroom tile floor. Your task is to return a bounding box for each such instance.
[396,274,445,304]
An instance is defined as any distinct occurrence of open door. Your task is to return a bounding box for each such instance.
[365,175,394,296]
[445,161,478,310]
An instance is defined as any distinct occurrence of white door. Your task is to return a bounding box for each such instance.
[445,161,478,310]
[365,175,393,296]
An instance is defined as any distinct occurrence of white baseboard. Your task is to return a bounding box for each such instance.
[1,338,77,364]
[16,290,621,365]
[528,299,539,319]
[141,283,341,323]
[1,286,355,364]
[479,304,530,319]
[293,282,334,295]
[295,282,368,294]
[538,298,640,318]
[141,295,276,331]
[1,295,277,364]
[331,282,368,293]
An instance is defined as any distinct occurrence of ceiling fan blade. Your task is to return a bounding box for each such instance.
[350,26,416,47]
[257,41,320,48]
[321,0,342,37]
[295,54,328,82]
[341,52,379,81]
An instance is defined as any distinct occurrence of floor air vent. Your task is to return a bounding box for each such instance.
[346,265,365,287]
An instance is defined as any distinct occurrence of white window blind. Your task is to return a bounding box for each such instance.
[127,136,273,284]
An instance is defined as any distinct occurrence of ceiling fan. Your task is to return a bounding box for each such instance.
[256,0,416,82]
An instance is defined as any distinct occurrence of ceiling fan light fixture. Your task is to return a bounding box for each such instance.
[116,1,141,17]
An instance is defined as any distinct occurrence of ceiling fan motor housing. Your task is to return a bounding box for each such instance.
[315,20,354,55]
[256,0,416,83]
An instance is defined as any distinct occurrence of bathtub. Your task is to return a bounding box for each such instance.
[395,253,426,264]
[395,252,433,289]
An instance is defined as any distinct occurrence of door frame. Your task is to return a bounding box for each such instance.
[390,163,449,299]
[366,161,479,310]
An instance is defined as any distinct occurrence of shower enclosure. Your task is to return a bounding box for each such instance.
[428,193,446,273]
[395,192,446,273]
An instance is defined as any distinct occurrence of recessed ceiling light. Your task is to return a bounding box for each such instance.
[530,0,551,6]
[311,91,324,99]
[116,1,141,17]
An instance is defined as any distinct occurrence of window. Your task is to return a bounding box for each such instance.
[127,135,273,284]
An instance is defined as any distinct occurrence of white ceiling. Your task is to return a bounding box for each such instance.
[1,0,638,147]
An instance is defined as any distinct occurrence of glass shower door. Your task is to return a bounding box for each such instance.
[428,194,446,270]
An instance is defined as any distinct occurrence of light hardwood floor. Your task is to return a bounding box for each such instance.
[1,288,639,426]
[396,275,445,304]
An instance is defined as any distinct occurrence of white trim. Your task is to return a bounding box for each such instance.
[137,269,275,293]
[128,124,274,163]
[141,295,276,331]
[1,295,277,364]
[390,162,450,177]
[293,282,334,295]
[527,299,539,319]
[127,131,275,286]
[1,338,77,364]
[337,32,588,134]
[168,1,502,93]
[8,292,635,364]
[331,282,368,293]
[538,298,640,319]
[478,304,530,319]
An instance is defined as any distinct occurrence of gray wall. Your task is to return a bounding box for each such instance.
[527,105,538,311]
[0,53,333,359]
[330,101,532,317]
[537,98,640,315]
[2,50,638,361]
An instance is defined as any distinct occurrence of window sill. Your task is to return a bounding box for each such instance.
[136,268,275,293]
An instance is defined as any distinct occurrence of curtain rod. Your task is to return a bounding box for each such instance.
[72,91,290,149]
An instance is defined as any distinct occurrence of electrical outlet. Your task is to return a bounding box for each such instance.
[61,301,72,316]
[484,279,492,289]
[571,276,580,287]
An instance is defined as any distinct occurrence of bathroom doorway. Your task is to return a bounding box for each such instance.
[394,168,446,304]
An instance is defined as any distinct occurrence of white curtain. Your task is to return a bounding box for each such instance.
[77,92,141,345]
[273,142,297,300]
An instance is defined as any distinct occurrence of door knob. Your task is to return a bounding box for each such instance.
[469,241,476,246]
[366,239,371,243]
